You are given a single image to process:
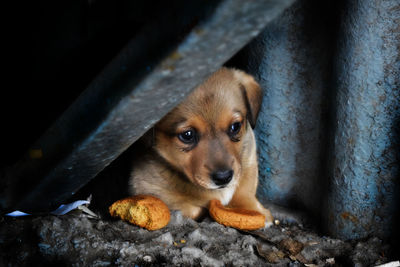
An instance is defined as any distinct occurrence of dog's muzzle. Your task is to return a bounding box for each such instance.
[211,169,233,187]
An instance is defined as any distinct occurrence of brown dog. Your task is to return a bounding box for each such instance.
[129,67,273,225]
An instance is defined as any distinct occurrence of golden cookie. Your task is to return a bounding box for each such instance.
[109,195,170,230]
[209,199,266,230]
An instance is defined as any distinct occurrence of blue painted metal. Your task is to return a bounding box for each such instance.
[239,0,399,239]
[323,0,400,240]
[243,0,333,217]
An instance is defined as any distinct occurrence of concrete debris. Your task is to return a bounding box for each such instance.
[0,209,396,266]
[278,238,304,255]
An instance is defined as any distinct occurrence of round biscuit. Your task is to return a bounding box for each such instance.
[209,199,265,230]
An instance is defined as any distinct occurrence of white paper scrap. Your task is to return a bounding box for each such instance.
[5,210,31,217]
[376,261,400,267]
[51,200,90,216]
[77,205,98,218]
[5,200,90,217]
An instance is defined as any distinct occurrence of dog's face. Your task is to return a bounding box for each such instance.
[154,68,262,190]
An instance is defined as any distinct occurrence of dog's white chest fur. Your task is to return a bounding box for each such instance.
[218,181,237,205]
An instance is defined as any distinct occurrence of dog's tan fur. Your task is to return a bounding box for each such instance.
[129,67,273,223]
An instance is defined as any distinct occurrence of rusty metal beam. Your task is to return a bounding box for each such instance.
[1,0,295,213]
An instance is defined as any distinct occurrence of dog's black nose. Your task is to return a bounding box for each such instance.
[211,169,233,186]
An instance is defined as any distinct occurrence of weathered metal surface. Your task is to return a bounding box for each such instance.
[235,0,399,240]
[323,0,400,239]
[239,0,333,216]
[0,0,295,213]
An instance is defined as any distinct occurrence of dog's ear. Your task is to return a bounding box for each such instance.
[233,69,262,128]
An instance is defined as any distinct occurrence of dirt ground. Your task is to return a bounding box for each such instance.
[0,203,397,267]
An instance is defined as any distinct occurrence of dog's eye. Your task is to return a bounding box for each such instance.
[229,122,242,135]
[178,130,196,144]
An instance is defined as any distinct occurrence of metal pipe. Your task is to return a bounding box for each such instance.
[324,0,400,240]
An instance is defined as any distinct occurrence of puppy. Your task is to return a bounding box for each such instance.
[129,67,273,224]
